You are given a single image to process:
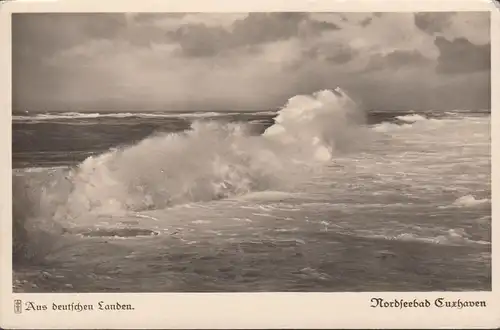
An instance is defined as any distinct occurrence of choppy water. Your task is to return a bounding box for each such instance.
[12,90,491,292]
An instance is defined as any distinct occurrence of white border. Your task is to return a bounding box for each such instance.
[0,0,498,329]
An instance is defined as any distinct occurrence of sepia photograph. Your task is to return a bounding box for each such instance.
[11,10,491,294]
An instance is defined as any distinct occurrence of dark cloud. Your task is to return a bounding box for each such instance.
[365,50,431,71]
[434,36,490,74]
[300,42,356,66]
[232,13,306,44]
[132,12,185,24]
[359,13,386,26]
[12,14,127,58]
[359,17,372,27]
[307,19,340,32]
[325,46,356,64]
[326,52,353,64]
[413,12,455,34]
[168,24,231,57]
[168,13,339,57]
[12,13,180,55]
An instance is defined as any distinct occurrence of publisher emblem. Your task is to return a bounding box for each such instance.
[14,299,22,314]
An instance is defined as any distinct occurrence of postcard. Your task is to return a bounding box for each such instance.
[0,0,498,328]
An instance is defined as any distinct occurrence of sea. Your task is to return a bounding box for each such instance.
[12,89,491,292]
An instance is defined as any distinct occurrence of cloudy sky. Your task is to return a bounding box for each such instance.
[12,12,490,112]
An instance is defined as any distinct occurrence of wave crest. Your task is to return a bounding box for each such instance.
[13,88,366,259]
[58,88,364,215]
[452,195,490,208]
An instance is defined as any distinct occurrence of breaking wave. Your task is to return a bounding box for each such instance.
[434,195,490,210]
[451,195,490,208]
[13,88,366,261]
